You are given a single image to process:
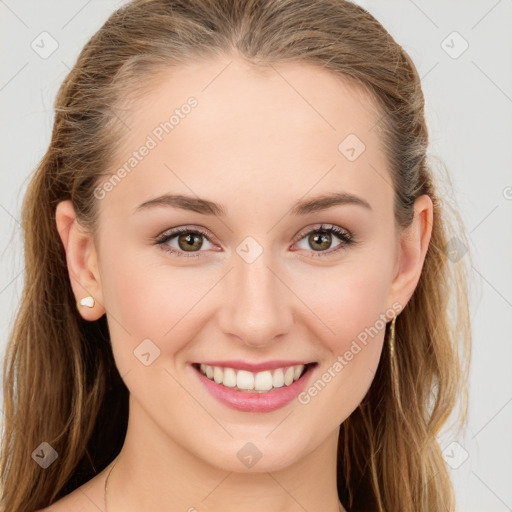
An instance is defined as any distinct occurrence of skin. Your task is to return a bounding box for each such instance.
[50,55,433,512]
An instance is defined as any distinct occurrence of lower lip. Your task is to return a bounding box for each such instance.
[192,364,316,413]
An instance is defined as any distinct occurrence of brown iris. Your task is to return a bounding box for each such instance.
[309,230,332,251]
[178,232,204,251]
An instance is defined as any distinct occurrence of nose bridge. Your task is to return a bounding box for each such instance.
[218,242,292,347]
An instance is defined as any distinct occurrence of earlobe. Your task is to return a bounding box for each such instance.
[55,200,105,320]
[387,194,434,311]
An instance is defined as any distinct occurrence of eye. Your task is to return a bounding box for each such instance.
[155,227,216,258]
[154,223,354,259]
[292,223,354,257]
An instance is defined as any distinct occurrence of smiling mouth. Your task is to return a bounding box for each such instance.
[191,362,317,393]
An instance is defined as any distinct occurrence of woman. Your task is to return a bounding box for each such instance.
[0,0,472,511]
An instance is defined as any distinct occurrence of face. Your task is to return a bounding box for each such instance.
[58,55,432,473]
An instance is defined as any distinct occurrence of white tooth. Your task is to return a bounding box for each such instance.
[222,367,237,388]
[237,370,255,390]
[284,367,295,386]
[213,366,223,384]
[201,364,306,391]
[294,364,305,380]
[272,368,284,388]
[254,370,273,391]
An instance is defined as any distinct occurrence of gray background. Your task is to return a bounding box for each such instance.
[1,1,511,510]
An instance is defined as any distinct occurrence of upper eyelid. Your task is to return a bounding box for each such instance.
[156,225,215,241]
[292,223,352,241]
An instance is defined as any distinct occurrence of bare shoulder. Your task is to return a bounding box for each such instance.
[37,472,106,512]
[38,493,101,512]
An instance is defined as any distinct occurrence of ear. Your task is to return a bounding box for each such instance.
[387,194,434,314]
[55,200,105,321]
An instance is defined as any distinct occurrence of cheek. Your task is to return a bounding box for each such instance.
[293,267,390,420]
[99,249,207,409]
[293,257,391,349]
[290,255,393,412]
[99,243,221,371]
[101,257,170,334]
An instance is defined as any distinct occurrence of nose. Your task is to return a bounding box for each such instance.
[217,249,293,349]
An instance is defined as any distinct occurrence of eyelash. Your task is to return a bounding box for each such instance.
[154,223,355,259]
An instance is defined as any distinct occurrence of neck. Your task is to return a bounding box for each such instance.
[106,394,346,512]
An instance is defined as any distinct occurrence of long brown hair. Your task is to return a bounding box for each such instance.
[1,1,472,510]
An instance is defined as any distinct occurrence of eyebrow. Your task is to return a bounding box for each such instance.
[134,191,372,216]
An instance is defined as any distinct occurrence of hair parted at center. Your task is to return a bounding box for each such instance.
[1,1,472,511]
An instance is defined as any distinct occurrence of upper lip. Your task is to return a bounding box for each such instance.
[193,360,316,372]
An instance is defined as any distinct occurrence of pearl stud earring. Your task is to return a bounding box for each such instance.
[76,296,95,311]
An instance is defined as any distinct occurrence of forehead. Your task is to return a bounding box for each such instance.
[101,57,391,219]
